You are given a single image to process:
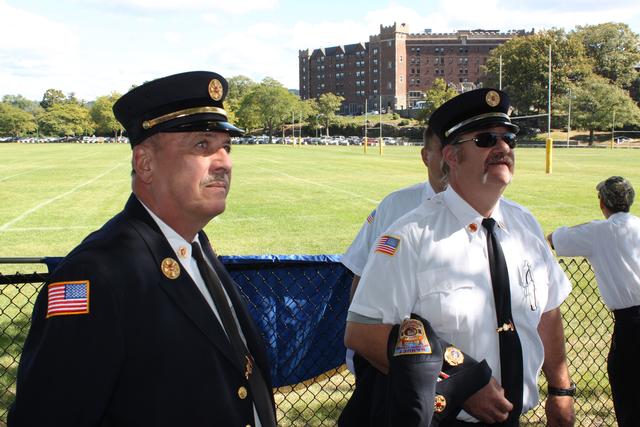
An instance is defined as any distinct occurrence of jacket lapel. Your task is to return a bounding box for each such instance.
[122,195,241,372]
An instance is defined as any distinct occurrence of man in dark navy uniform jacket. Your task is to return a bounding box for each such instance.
[9,71,277,427]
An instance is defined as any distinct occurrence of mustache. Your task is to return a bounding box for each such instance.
[485,153,514,168]
[201,172,229,186]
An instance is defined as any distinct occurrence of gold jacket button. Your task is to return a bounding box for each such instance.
[238,386,248,399]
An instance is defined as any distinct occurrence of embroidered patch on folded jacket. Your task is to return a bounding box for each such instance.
[394,318,432,356]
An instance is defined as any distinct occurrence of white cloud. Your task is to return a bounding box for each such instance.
[100,0,280,14]
[0,1,81,99]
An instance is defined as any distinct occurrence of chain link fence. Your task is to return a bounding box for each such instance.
[0,257,615,426]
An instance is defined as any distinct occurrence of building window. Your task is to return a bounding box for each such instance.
[399,75,403,82]
[399,55,403,62]
[387,61,392,69]
[387,81,392,89]
[387,41,392,47]
[373,48,378,55]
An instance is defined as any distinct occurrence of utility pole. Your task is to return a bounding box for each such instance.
[567,89,571,148]
[545,45,553,174]
[499,55,502,90]
[364,99,368,154]
[379,95,383,156]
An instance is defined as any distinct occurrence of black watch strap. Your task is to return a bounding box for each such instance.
[548,382,576,397]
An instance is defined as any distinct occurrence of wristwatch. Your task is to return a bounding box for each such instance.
[548,382,577,397]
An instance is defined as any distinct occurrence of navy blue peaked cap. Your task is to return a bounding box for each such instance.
[428,88,519,146]
[113,71,244,146]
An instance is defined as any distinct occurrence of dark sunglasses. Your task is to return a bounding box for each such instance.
[454,132,517,149]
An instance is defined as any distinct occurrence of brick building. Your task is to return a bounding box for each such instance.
[299,22,530,114]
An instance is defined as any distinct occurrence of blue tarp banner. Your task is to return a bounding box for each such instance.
[222,255,351,387]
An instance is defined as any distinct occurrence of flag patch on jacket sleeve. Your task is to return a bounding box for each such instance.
[375,235,400,256]
[366,209,376,224]
[47,281,90,318]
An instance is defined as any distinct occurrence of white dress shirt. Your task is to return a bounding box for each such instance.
[349,186,572,421]
[140,200,262,427]
[552,212,640,310]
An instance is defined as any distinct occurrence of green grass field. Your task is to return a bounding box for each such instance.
[1,142,639,260]
[0,142,632,425]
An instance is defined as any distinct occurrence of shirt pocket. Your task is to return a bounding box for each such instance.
[415,268,489,335]
[515,259,550,315]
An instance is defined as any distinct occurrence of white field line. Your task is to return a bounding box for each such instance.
[0,151,105,182]
[0,162,124,232]
[2,225,98,232]
[0,166,55,182]
[254,165,380,204]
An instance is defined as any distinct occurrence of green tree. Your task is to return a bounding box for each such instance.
[299,99,320,135]
[416,78,458,122]
[226,75,257,124]
[567,75,640,144]
[2,94,43,114]
[90,93,123,137]
[484,29,592,115]
[40,89,67,110]
[237,77,298,141]
[316,93,344,136]
[37,103,94,136]
[571,23,640,89]
[0,102,37,136]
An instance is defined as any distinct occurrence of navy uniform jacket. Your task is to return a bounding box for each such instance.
[9,194,275,427]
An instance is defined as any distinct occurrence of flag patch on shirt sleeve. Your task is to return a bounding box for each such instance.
[46,281,90,318]
[366,209,376,224]
[375,235,400,256]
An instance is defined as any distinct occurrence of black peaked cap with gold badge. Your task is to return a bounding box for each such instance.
[113,71,244,146]
[428,88,519,146]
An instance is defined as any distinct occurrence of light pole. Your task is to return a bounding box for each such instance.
[566,89,571,148]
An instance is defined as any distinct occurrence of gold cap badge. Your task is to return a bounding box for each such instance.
[434,394,447,413]
[208,79,224,101]
[161,257,180,279]
[444,346,465,366]
[485,90,500,107]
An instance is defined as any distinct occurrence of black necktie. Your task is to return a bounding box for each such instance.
[481,218,523,426]
[191,242,276,427]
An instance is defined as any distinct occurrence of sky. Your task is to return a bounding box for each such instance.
[1,0,639,102]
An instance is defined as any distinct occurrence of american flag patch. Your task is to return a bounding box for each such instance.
[366,209,376,224]
[46,281,90,318]
[375,235,400,256]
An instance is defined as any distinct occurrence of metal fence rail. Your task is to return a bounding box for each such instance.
[0,257,615,426]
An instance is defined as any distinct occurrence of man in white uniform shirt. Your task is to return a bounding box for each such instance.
[342,126,445,295]
[548,176,640,427]
[345,89,575,427]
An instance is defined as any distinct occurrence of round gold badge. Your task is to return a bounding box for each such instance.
[485,90,500,107]
[434,394,447,413]
[161,257,180,279]
[208,79,224,101]
[444,346,465,366]
[238,386,248,399]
